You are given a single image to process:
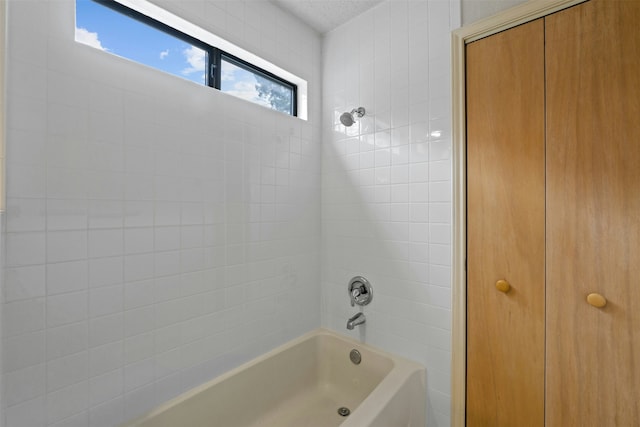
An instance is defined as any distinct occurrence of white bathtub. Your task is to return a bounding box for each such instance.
[122,328,426,427]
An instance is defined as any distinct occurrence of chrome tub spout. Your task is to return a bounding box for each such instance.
[346,312,366,330]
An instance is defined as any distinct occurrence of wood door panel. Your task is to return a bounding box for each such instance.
[466,19,545,427]
[545,0,640,425]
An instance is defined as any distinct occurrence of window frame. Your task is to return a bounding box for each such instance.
[87,0,298,116]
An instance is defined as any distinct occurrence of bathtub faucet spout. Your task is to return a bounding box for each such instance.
[346,312,366,330]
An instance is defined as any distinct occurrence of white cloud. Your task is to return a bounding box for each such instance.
[160,49,169,59]
[224,80,270,107]
[75,27,106,51]
[182,46,206,75]
[221,65,235,82]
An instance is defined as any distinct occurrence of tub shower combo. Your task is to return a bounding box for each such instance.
[123,277,426,427]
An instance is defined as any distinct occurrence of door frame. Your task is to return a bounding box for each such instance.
[450,1,588,425]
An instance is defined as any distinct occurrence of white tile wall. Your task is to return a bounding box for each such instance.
[2,1,321,426]
[2,0,469,425]
[321,1,460,425]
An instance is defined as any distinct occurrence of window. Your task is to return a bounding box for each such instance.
[75,0,299,117]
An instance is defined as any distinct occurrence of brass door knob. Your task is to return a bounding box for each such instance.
[495,279,511,293]
[587,293,607,308]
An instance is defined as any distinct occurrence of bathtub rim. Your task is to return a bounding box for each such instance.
[122,327,425,427]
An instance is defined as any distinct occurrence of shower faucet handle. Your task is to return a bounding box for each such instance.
[348,276,373,307]
[350,288,361,307]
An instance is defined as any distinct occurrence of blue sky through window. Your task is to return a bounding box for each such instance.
[75,0,206,84]
[221,61,271,109]
[75,0,295,115]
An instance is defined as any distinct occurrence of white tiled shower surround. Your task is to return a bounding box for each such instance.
[3,1,321,425]
[321,1,459,426]
[0,0,474,426]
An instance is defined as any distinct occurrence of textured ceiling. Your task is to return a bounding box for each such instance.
[270,0,385,34]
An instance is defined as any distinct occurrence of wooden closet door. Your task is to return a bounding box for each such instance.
[546,0,640,425]
[466,19,545,426]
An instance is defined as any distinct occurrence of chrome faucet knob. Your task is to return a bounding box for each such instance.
[348,276,373,307]
[350,288,361,306]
